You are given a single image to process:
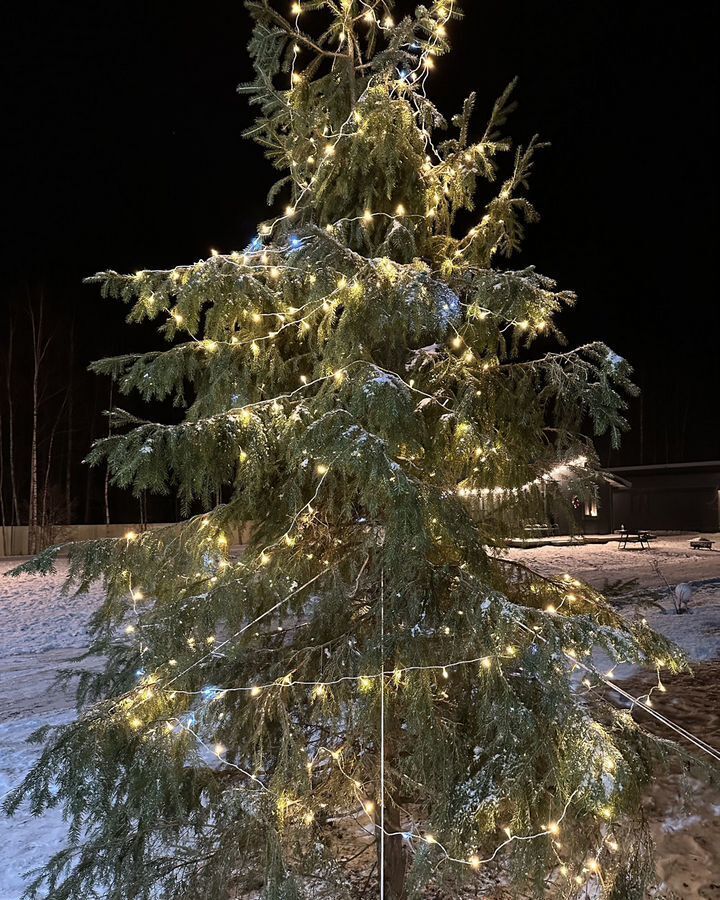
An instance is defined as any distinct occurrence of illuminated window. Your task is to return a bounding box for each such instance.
[584,498,598,518]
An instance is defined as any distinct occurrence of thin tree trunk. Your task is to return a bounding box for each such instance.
[40,392,68,550]
[28,294,51,555]
[83,377,100,523]
[65,317,75,524]
[6,320,20,553]
[0,386,6,556]
[28,303,41,554]
[103,381,114,533]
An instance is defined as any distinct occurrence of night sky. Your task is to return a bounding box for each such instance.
[1,1,718,522]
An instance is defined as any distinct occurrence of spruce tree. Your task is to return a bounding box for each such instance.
[6,2,685,898]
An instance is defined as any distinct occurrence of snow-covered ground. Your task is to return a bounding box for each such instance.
[505,533,720,668]
[1,535,718,898]
[0,560,103,900]
[504,531,720,589]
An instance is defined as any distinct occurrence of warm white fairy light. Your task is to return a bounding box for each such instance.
[95,6,716,896]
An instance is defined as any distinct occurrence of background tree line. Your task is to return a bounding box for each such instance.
[0,288,178,554]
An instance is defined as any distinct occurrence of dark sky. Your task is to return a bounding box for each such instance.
[1,1,718,521]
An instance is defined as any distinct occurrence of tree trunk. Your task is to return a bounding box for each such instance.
[6,320,20,554]
[103,381,113,534]
[28,301,41,555]
[40,392,67,550]
[65,317,75,524]
[376,793,408,900]
[0,384,6,557]
[84,378,100,523]
[28,294,52,555]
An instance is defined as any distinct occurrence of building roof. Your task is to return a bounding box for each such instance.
[607,460,720,474]
[601,471,632,490]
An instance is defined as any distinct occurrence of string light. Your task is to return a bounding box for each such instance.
[89,7,712,896]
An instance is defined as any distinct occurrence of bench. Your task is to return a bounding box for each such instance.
[523,523,560,538]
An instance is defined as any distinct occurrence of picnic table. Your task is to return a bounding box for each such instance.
[617,528,653,550]
[690,538,715,550]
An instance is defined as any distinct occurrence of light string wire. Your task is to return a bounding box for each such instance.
[380,563,385,900]
[5,565,712,887]
[48,0,710,882]
[108,568,330,721]
[510,618,720,763]
[120,563,719,872]
[156,623,720,763]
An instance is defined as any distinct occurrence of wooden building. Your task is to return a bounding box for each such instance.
[583,461,720,534]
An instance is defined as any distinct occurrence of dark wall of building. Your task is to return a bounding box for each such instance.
[608,466,720,533]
